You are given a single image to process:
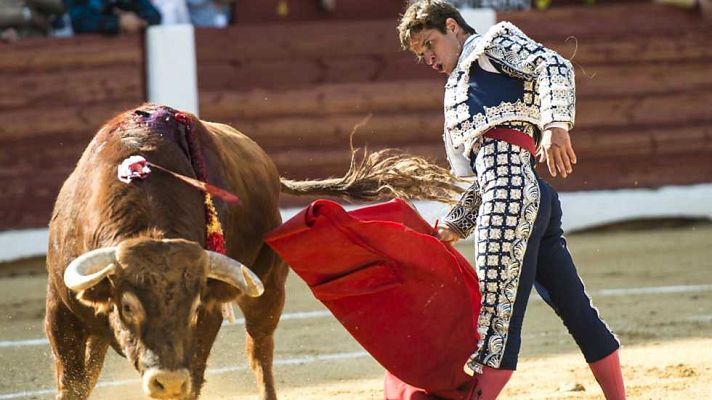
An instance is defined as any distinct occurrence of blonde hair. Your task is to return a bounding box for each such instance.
[397,0,476,51]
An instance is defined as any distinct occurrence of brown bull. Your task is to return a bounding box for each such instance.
[46,104,462,400]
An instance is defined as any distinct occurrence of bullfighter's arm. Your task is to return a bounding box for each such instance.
[484,22,578,177]
[484,22,576,130]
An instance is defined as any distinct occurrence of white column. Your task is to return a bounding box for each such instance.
[458,7,497,34]
[145,24,200,116]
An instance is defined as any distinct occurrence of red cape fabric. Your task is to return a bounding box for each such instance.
[265,199,481,397]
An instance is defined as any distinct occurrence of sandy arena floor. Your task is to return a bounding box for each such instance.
[0,222,711,399]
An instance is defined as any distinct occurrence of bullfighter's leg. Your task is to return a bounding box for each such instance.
[45,284,105,400]
[533,184,623,399]
[237,245,288,400]
[462,139,546,375]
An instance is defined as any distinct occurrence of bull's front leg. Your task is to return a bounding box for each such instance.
[238,249,288,400]
[45,285,108,400]
[190,308,223,399]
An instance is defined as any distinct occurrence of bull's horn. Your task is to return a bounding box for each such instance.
[206,251,264,297]
[64,247,118,292]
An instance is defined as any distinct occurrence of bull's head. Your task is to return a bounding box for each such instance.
[63,238,263,399]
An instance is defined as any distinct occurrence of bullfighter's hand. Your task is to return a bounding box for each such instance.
[436,226,461,243]
[538,127,577,178]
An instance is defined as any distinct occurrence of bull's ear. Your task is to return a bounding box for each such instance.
[76,280,112,315]
[203,279,241,306]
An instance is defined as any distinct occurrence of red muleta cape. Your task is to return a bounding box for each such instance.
[265,199,481,398]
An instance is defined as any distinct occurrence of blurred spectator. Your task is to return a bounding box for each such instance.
[65,0,161,34]
[150,0,189,24]
[186,0,230,27]
[0,0,65,42]
[450,0,531,10]
[319,0,335,12]
[703,0,712,17]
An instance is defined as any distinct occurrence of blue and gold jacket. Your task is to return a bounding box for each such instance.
[443,21,576,178]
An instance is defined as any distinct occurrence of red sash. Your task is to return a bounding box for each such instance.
[483,128,537,155]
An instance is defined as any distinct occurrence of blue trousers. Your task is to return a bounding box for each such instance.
[462,138,619,373]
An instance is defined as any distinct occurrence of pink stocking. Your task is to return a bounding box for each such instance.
[469,367,513,400]
[588,350,626,400]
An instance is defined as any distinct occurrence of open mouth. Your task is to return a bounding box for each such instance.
[434,63,444,73]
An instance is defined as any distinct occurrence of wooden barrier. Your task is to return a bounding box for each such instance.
[0,3,710,231]
[0,34,144,230]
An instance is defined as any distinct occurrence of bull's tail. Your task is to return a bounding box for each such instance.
[279,147,464,204]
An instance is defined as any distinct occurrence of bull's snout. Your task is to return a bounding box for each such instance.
[143,368,191,399]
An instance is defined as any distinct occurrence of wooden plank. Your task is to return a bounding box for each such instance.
[0,101,140,140]
[195,20,403,62]
[0,66,142,111]
[573,124,712,158]
[0,169,69,230]
[575,61,712,97]
[576,90,712,129]
[547,152,712,192]
[378,56,440,81]
[200,80,444,121]
[270,143,447,180]
[196,53,428,90]
[214,111,445,151]
[547,33,712,66]
[501,3,709,39]
[0,132,91,170]
[197,59,323,92]
[0,34,142,72]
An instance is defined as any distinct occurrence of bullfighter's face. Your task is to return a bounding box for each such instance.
[408,18,468,75]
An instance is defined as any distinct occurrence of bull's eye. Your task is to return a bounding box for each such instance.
[121,301,134,319]
[119,292,144,326]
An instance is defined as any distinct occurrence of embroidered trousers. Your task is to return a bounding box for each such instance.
[446,138,619,373]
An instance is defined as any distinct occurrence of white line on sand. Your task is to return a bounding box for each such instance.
[0,351,370,400]
[2,284,711,350]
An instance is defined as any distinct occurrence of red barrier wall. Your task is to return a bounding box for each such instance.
[0,3,710,230]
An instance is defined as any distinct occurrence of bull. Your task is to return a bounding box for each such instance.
[45,104,461,400]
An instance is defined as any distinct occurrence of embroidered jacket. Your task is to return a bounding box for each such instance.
[443,21,576,179]
[442,21,575,238]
